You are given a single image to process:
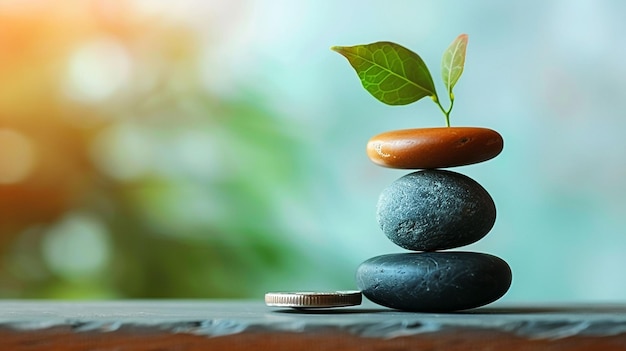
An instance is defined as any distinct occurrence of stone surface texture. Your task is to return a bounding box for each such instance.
[366,127,503,169]
[377,170,496,251]
[356,252,512,312]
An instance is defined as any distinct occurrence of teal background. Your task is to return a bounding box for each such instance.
[1,1,625,302]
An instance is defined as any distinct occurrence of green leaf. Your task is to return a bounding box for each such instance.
[331,42,437,106]
[441,34,468,96]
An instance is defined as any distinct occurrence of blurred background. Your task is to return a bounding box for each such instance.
[1,0,626,302]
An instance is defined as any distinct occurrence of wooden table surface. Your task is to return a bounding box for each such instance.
[1,300,626,350]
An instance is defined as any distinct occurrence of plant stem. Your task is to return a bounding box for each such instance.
[446,95,455,126]
[433,95,454,127]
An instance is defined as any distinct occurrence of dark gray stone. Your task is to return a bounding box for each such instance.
[377,170,496,251]
[356,252,512,312]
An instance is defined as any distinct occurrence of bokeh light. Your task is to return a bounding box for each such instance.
[0,130,36,184]
[63,37,133,103]
[41,212,111,280]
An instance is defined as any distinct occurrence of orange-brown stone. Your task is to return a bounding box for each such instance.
[366,127,503,169]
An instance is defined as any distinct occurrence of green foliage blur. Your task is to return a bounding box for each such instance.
[0,2,349,298]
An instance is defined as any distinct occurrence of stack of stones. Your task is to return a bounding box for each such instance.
[356,127,512,312]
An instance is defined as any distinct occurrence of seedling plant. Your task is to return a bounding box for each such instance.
[332,34,469,127]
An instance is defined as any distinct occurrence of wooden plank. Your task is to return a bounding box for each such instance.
[1,301,626,350]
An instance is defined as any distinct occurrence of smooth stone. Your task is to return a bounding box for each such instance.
[366,127,503,169]
[356,252,512,312]
[377,170,495,251]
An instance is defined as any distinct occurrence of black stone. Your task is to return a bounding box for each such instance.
[356,252,512,312]
[377,170,496,251]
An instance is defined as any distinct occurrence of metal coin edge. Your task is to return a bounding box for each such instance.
[265,291,362,308]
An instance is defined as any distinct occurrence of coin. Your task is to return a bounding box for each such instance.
[265,291,362,309]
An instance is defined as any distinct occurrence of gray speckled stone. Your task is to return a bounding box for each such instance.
[377,170,496,251]
[356,252,512,312]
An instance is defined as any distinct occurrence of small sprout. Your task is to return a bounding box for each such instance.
[332,34,469,127]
